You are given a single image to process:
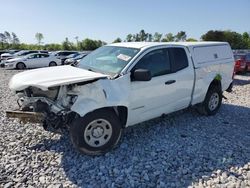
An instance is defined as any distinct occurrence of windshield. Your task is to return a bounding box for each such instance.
[78,46,140,75]
[14,50,27,56]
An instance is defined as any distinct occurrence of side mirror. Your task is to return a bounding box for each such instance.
[132,69,152,81]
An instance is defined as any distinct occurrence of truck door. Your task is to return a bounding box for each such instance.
[127,47,194,126]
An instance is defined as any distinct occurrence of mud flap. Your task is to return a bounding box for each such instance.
[226,82,233,92]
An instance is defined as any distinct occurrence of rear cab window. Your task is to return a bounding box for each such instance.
[169,48,189,72]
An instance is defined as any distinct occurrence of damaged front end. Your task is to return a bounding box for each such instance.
[6,85,79,132]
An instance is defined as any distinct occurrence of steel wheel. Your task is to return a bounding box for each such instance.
[70,109,122,155]
[208,93,219,111]
[196,85,222,116]
[84,119,113,147]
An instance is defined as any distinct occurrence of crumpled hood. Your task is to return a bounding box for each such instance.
[9,65,108,91]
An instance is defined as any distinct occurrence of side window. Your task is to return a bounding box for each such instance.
[41,54,49,58]
[133,49,171,77]
[67,52,75,56]
[169,48,188,72]
[28,54,35,59]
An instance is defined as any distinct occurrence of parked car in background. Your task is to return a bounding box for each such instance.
[0,50,9,66]
[234,54,247,74]
[0,50,20,62]
[64,53,89,66]
[245,53,250,72]
[63,52,81,63]
[1,50,48,62]
[0,50,10,57]
[7,42,234,155]
[51,51,78,64]
[4,53,61,69]
[1,50,41,62]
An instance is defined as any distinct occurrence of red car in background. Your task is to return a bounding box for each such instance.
[234,54,248,74]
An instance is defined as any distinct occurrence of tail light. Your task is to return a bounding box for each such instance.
[235,60,241,67]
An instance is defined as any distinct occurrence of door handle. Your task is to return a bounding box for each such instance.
[165,80,176,85]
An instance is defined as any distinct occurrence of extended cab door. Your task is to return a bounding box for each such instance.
[127,47,194,126]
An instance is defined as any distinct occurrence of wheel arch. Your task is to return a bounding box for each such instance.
[72,106,128,128]
[202,74,222,103]
[49,61,57,66]
[16,62,26,69]
[208,74,222,91]
[192,73,222,105]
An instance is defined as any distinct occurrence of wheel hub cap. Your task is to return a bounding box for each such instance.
[84,119,113,147]
[208,93,219,111]
[92,126,104,138]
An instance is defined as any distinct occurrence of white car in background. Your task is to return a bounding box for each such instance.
[4,53,61,69]
[1,50,41,61]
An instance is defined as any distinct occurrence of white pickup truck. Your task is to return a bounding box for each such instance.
[7,42,234,155]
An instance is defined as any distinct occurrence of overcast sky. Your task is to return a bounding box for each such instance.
[0,0,249,44]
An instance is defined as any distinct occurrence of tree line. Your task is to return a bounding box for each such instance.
[0,30,250,51]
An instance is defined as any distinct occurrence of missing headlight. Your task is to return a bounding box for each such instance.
[28,87,59,100]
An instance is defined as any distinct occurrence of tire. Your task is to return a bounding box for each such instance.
[16,62,26,70]
[49,62,57,66]
[197,86,222,116]
[70,109,122,155]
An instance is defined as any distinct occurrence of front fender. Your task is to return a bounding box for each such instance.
[71,75,130,117]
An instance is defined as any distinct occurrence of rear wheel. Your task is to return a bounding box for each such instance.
[16,62,26,70]
[49,61,57,66]
[197,86,222,116]
[70,109,122,155]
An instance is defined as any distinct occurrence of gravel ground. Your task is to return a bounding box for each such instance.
[0,69,249,188]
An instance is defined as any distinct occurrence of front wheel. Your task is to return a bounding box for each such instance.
[16,62,26,70]
[70,109,122,155]
[197,86,222,116]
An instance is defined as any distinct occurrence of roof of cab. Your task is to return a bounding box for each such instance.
[108,42,229,49]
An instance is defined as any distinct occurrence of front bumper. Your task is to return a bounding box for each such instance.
[6,110,45,123]
[4,63,14,69]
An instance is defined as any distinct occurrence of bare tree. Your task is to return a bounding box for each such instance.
[35,33,44,45]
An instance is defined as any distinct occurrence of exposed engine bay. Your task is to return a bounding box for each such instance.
[9,85,80,131]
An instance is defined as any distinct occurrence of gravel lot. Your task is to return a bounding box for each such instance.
[0,69,249,188]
